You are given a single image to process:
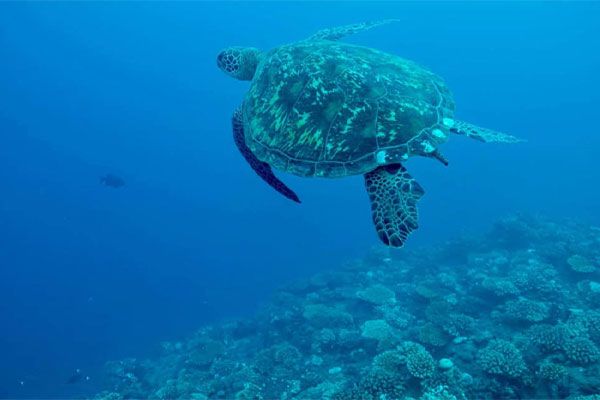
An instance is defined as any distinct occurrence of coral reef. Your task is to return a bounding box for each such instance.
[568,255,597,273]
[360,319,396,344]
[478,339,527,378]
[96,215,600,399]
[503,298,550,323]
[564,337,600,365]
[402,341,435,379]
[355,284,396,306]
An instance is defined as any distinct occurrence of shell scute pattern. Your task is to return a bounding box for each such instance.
[244,41,455,177]
[287,73,344,161]
[324,99,378,162]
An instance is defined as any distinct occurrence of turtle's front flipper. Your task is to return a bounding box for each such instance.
[308,19,399,42]
[450,120,523,143]
[364,164,424,248]
[232,109,301,203]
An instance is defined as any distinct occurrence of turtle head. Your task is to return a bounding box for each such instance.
[216,47,262,81]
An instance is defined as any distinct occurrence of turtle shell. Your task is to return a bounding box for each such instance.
[243,40,455,177]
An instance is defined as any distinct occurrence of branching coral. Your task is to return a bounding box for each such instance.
[360,370,405,399]
[443,313,475,337]
[420,385,460,400]
[273,343,302,368]
[482,277,520,297]
[578,310,600,344]
[563,337,600,365]
[509,260,559,294]
[537,361,566,381]
[331,369,404,400]
[401,341,435,379]
[478,339,527,379]
[504,298,549,323]
[372,349,405,373]
[528,324,570,352]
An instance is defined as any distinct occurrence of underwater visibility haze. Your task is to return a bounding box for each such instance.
[0,2,599,399]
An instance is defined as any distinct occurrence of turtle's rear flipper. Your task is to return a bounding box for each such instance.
[308,19,399,42]
[232,109,301,203]
[450,120,523,143]
[364,164,424,248]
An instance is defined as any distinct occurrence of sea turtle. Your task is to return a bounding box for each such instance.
[217,20,521,247]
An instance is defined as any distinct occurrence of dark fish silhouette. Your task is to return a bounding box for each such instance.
[100,174,125,188]
[66,369,83,384]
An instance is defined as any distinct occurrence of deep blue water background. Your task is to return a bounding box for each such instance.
[0,2,599,398]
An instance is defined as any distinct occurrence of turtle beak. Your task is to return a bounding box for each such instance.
[216,51,226,71]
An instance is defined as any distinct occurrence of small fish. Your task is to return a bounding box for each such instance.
[100,174,125,188]
[66,369,83,384]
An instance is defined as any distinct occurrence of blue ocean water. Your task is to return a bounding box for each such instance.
[0,2,599,398]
